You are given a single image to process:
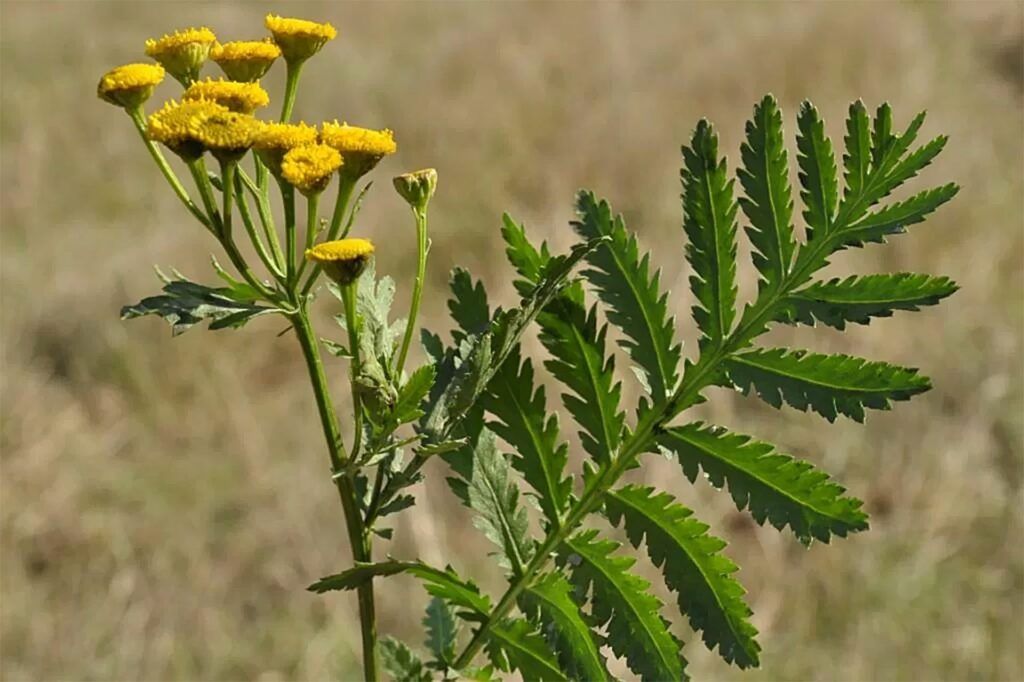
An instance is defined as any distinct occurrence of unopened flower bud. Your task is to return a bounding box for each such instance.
[393,168,438,213]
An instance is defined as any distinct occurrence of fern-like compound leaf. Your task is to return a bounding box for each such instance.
[726,347,931,422]
[573,191,682,400]
[424,597,459,666]
[484,346,572,525]
[838,183,959,249]
[796,101,840,241]
[659,422,869,543]
[380,638,432,682]
[842,100,872,203]
[464,428,535,575]
[486,618,568,682]
[448,267,491,343]
[501,214,552,296]
[605,484,760,668]
[777,273,959,330]
[519,572,609,681]
[561,529,688,681]
[538,287,625,464]
[682,119,739,347]
[739,94,796,288]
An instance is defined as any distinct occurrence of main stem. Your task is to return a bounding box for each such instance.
[292,310,379,681]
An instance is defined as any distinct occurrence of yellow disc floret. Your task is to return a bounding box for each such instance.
[145,27,217,85]
[147,99,257,161]
[320,121,396,178]
[183,78,270,114]
[281,143,343,196]
[210,40,281,82]
[305,238,374,284]
[253,121,319,175]
[97,63,165,109]
[265,15,337,63]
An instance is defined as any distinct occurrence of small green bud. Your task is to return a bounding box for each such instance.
[393,168,438,213]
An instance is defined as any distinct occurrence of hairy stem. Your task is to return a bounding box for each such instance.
[291,310,378,682]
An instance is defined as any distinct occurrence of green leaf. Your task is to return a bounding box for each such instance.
[448,267,491,343]
[777,273,959,330]
[606,485,760,668]
[519,572,609,681]
[394,364,437,426]
[725,347,931,422]
[659,423,869,544]
[537,288,625,464]
[484,346,572,525]
[682,119,739,347]
[308,560,492,621]
[423,596,459,666]
[573,191,682,400]
[380,638,432,682]
[739,94,796,287]
[796,101,839,241]
[837,183,959,249]
[331,260,401,365]
[501,214,552,296]
[486,618,568,682]
[842,100,872,206]
[420,238,605,444]
[121,274,274,335]
[560,529,687,681]
[464,428,535,575]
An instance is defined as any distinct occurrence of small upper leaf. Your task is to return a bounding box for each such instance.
[726,347,931,422]
[682,119,740,347]
[121,275,274,335]
[423,596,459,666]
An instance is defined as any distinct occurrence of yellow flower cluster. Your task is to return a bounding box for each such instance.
[252,121,319,175]
[305,238,375,284]
[265,15,336,63]
[147,99,257,161]
[210,40,281,82]
[97,63,165,109]
[144,27,216,85]
[183,78,270,114]
[281,143,343,195]
[320,121,397,178]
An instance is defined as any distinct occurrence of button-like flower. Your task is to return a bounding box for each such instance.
[210,40,281,82]
[253,121,319,176]
[265,15,337,64]
[144,27,216,85]
[319,121,396,179]
[183,78,270,114]
[97,63,165,110]
[281,143,343,196]
[147,99,257,162]
[305,238,374,285]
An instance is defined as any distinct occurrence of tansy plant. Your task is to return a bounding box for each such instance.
[104,13,959,682]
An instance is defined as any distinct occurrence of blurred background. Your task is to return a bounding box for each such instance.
[2,1,1022,680]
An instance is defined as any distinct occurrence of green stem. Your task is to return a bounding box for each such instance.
[295,193,320,283]
[127,107,210,230]
[300,176,357,298]
[282,182,297,283]
[187,158,223,235]
[240,166,287,273]
[291,311,378,682]
[220,160,237,241]
[280,61,304,123]
[233,172,286,282]
[341,283,365,462]
[395,208,428,375]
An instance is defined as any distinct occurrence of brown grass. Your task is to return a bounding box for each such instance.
[1,1,1022,680]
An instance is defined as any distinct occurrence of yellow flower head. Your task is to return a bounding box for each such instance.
[281,143,343,196]
[265,15,337,63]
[147,99,257,161]
[144,27,217,85]
[210,40,281,82]
[305,238,374,285]
[320,121,396,178]
[252,120,319,175]
[97,63,165,109]
[183,78,270,114]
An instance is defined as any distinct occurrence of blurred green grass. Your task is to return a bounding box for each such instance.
[1,1,1022,680]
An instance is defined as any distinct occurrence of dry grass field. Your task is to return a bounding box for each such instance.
[1,1,1022,680]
